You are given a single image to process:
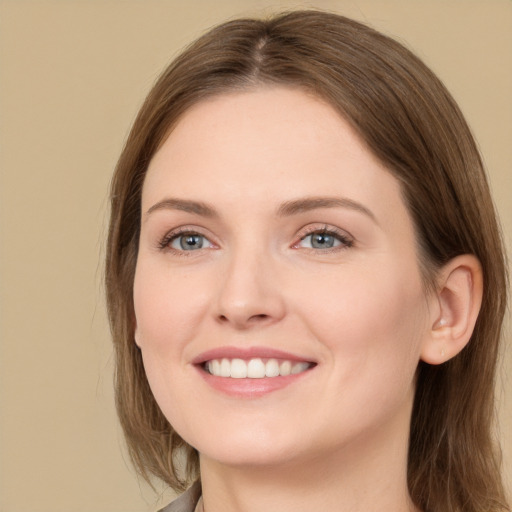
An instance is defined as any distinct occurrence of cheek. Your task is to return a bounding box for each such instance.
[133,259,211,353]
[292,265,428,436]
[295,262,428,375]
[132,261,212,430]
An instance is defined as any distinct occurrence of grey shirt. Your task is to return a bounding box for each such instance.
[158,481,202,512]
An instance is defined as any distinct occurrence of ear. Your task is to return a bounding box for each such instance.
[421,254,483,365]
[133,314,141,348]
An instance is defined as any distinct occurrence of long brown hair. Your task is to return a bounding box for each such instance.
[106,10,509,511]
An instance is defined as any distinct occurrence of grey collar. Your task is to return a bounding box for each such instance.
[158,481,202,512]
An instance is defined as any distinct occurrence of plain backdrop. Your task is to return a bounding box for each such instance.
[0,1,511,511]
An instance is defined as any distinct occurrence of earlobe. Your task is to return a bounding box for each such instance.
[421,255,483,365]
[133,315,141,348]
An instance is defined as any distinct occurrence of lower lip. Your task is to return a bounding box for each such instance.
[196,366,313,398]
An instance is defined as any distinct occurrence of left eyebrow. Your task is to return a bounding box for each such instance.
[276,196,377,224]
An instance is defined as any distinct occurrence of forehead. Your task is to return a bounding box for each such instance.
[143,86,406,224]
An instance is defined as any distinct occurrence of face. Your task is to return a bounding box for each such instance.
[134,87,433,469]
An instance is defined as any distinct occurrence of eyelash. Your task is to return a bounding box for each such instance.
[157,224,354,255]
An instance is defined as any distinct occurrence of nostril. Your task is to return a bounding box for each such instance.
[216,312,271,326]
[251,314,269,321]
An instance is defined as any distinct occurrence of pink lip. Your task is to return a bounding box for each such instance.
[191,346,316,399]
[197,370,313,398]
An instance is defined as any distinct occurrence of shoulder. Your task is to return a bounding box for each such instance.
[158,481,202,512]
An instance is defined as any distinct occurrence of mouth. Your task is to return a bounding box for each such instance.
[192,347,316,397]
[203,357,314,378]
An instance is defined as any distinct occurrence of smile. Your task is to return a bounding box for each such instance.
[204,358,312,378]
[193,346,317,397]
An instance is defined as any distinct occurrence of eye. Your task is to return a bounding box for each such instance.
[172,233,212,251]
[295,227,353,251]
[159,230,214,252]
[301,232,339,249]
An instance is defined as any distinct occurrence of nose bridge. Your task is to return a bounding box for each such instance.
[215,237,285,328]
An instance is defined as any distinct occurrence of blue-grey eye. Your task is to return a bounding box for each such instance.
[312,233,335,248]
[299,231,348,249]
[170,233,212,251]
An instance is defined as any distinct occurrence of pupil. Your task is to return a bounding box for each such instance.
[312,233,334,249]
[180,235,203,250]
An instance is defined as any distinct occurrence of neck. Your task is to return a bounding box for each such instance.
[198,407,419,512]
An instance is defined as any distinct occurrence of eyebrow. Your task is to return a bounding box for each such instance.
[145,195,377,223]
[145,198,218,219]
[277,196,377,223]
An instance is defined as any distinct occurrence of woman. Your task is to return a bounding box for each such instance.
[106,10,510,512]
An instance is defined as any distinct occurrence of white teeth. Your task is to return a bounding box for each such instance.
[230,358,247,378]
[247,358,266,378]
[279,360,291,376]
[205,357,312,378]
[265,359,280,377]
[291,362,310,374]
[220,358,231,377]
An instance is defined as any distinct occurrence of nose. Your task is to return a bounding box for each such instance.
[214,247,286,330]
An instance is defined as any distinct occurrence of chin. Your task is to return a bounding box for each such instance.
[188,425,303,469]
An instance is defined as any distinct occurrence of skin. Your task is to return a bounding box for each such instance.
[133,87,476,512]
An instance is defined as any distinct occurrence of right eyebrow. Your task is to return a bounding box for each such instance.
[144,198,218,221]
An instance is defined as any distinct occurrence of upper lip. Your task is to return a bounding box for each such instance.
[191,346,316,365]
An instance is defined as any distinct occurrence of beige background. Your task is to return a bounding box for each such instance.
[0,1,510,511]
